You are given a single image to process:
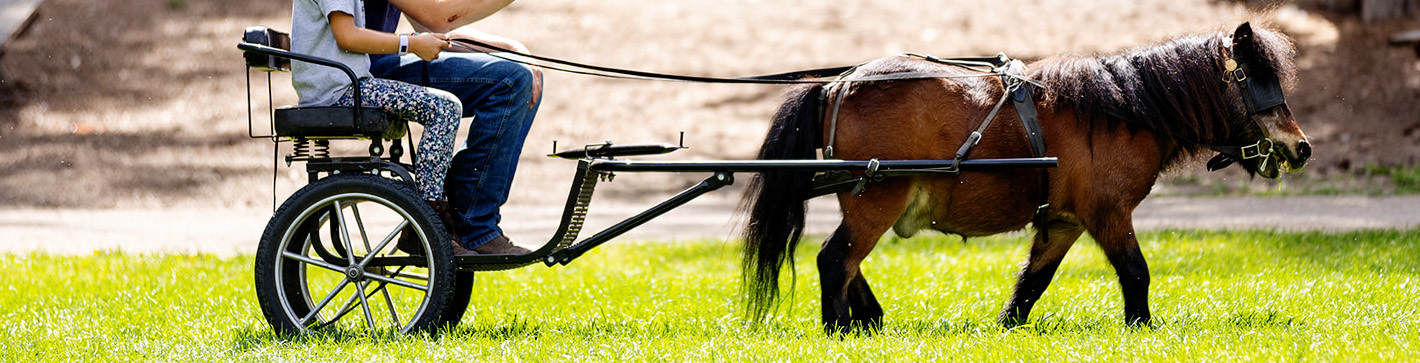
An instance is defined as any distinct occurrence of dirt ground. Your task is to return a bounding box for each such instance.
[0,1,1418,252]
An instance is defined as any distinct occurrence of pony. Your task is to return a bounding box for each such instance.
[740,22,1311,333]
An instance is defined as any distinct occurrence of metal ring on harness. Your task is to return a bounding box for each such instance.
[1240,138,1274,160]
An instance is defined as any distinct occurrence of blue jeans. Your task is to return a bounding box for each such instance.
[370,53,541,248]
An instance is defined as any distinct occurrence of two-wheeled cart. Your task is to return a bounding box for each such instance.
[239,27,1056,335]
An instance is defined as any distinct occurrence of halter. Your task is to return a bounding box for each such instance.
[1205,32,1287,173]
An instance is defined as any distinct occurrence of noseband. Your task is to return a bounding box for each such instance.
[1205,33,1287,173]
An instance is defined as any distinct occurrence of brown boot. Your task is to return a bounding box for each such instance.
[450,239,477,256]
[472,234,532,255]
[396,200,466,255]
[394,225,424,255]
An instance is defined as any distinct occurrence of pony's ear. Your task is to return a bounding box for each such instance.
[1232,22,1255,48]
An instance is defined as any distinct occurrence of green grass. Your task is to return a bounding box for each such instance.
[1365,164,1420,195]
[4,230,1419,361]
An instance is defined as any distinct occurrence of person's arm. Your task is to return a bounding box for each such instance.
[413,24,541,108]
[388,0,514,33]
[328,11,450,61]
[413,23,527,53]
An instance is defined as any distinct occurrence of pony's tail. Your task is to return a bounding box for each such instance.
[740,83,824,322]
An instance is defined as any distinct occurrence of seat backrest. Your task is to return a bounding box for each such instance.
[239,25,408,142]
[243,26,291,72]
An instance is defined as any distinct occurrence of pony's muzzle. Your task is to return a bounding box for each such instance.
[1282,140,1311,172]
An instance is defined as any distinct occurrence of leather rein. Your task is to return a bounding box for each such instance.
[448,38,1043,86]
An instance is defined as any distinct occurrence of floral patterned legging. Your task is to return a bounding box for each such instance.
[336,78,461,201]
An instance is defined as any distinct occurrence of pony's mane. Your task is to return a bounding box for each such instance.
[1030,25,1297,151]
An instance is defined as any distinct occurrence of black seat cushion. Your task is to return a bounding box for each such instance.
[274,106,404,139]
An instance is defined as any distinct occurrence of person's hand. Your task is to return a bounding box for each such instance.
[409,32,451,61]
[529,66,542,109]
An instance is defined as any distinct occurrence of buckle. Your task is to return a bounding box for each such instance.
[1222,59,1247,84]
[1240,138,1273,160]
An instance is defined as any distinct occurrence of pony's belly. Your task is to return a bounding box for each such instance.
[891,177,1035,238]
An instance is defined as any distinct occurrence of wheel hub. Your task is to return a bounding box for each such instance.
[344,266,364,280]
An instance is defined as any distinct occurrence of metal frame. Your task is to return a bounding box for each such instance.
[449,155,1057,270]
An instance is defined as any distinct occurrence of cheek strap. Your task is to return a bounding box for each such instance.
[1205,138,1274,172]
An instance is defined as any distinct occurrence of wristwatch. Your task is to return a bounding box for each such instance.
[398,34,409,56]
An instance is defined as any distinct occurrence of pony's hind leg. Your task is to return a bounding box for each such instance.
[998,220,1086,327]
[847,272,883,330]
[818,205,897,335]
[818,224,865,334]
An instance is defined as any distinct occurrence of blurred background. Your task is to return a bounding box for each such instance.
[0,0,1417,252]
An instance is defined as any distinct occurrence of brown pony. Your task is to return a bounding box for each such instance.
[740,23,1311,333]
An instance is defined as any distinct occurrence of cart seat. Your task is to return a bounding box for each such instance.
[274,106,406,140]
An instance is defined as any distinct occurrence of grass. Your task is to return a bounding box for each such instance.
[1364,164,1420,195]
[3,229,1419,361]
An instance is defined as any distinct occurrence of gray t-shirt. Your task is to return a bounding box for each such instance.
[291,0,374,107]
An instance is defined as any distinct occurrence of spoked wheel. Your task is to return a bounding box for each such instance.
[255,173,457,335]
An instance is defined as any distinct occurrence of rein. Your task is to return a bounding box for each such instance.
[447,38,1044,86]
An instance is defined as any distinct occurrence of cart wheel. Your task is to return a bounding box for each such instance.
[255,173,455,335]
[437,271,476,329]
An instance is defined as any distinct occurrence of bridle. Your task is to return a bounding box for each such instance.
[1204,32,1288,173]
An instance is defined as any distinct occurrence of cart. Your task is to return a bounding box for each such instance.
[238,26,1057,335]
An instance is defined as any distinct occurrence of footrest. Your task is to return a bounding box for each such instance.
[553,162,601,250]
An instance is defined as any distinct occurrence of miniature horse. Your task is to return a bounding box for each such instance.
[740,23,1311,333]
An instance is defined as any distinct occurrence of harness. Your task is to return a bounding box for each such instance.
[448,37,1060,235]
[817,53,1053,235]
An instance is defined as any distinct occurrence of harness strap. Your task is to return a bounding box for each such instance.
[823,66,857,159]
[1205,138,1274,171]
[1004,60,1047,158]
[998,60,1053,243]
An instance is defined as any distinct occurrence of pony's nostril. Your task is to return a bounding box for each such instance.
[1297,141,1312,161]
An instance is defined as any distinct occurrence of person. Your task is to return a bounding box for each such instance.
[289,0,470,251]
[363,0,542,255]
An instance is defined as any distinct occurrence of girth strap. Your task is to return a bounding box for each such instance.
[997,60,1053,242]
[1003,60,1047,158]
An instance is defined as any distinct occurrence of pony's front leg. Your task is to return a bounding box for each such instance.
[1089,215,1152,326]
[998,221,1085,327]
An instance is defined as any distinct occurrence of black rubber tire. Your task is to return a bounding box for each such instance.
[254,173,456,335]
[437,271,476,330]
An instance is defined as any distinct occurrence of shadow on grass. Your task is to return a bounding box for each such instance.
[892,311,1302,337]
[444,316,544,340]
[224,318,543,351]
[226,325,447,355]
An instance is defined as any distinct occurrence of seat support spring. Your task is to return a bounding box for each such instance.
[289,138,331,162]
